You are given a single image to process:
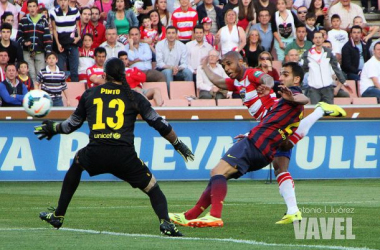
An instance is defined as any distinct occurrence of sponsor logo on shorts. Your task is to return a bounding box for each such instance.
[227,154,236,158]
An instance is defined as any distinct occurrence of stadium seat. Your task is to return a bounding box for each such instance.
[62,82,86,107]
[169,81,196,100]
[272,60,282,74]
[142,82,169,100]
[164,99,189,107]
[352,97,378,105]
[334,98,351,105]
[217,99,243,107]
[190,99,216,107]
[342,80,358,99]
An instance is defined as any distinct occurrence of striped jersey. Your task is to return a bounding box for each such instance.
[49,6,80,46]
[248,86,304,161]
[86,64,104,88]
[37,66,67,97]
[225,68,277,120]
[78,48,95,80]
[171,7,198,41]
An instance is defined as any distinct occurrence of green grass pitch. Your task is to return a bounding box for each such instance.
[0,180,379,250]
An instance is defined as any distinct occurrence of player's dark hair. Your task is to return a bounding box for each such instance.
[223,50,243,61]
[283,62,304,83]
[94,47,106,56]
[105,58,135,103]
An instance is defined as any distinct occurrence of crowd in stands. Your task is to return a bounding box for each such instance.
[0,0,380,108]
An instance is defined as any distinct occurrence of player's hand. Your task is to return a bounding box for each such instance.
[278,85,294,102]
[172,138,194,162]
[34,120,59,140]
[233,134,247,143]
[257,84,271,97]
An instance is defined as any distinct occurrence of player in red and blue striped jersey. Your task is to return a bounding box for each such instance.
[169,58,345,227]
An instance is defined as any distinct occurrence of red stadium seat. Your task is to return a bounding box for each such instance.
[352,97,378,105]
[342,80,358,100]
[164,99,189,107]
[169,81,196,100]
[142,82,169,100]
[62,82,86,107]
[217,99,243,107]
[190,99,216,107]
[334,98,351,105]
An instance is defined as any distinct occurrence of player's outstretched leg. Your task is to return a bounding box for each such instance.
[39,160,84,229]
[146,182,183,236]
[316,102,347,117]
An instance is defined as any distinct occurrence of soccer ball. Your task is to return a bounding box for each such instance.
[23,90,53,118]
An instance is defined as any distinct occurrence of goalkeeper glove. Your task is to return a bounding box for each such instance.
[172,138,194,163]
[34,120,60,140]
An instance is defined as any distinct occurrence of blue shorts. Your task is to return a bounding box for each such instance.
[222,137,270,179]
[274,149,292,159]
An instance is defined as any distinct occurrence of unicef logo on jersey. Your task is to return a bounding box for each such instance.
[113,133,121,139]
[254,71,263,77]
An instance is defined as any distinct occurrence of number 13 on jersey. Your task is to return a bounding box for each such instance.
[92,98,125,130]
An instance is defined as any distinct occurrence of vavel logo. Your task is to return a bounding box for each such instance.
[294,217,355,240]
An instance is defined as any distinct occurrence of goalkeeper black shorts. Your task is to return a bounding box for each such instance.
[77,145,152,189]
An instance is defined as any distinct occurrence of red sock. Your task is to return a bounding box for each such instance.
[185,182,211,220]
[209,175,227,218]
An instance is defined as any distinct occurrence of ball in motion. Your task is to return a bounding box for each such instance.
[23,90,53,118]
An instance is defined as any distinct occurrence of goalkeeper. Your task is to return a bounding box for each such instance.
[34,58,194,237]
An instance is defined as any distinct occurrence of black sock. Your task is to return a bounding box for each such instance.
[55,162,83,216]
[146,184,170,222]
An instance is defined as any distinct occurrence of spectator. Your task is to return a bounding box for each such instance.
[90,6,106,49]
[0,0,18,29]
[149,9,166,41]
[287,48,300,63]
[1,12,17,41]
[140,15,158,51]
[234,0,256,32]
[222,0,238,16]
[39,7,53,38]
[79,34,95,83]
[353,16,379,43]
[305,12,317,41]
[341,25,370,81]
[244,29,265,67]
[50,0,81,82]
[100,27,126,60]
[197,49,229,100]
[328,14,348,63]
[359,42,380,103]
[202,17,215,46]
[171,0,198,43]
[155,0,171,26]
[94,0,112,24]
[78,7,94,46]
[308,0,328,28]
[125,26,166,82]
[17,60,34,91]
[254,0,276,18]
[293,0,312,9]
[360,0,378,13]
[296,6,308,23]
[301,31,348,104]
[0,23,23,65]
[118,50,164,106]
[36,52,69,106]
[272,0,300,61]
[197,0,224,35]
[155,26,192,91]
[131,0,153,23]
[0,64,28,107]
[19,0,55,20]
[17,0,52,83]
[256,51,280,81]
[86,47,106,88]
[285,24,312,62]
[250,9,273,52]
[328,0,366,30]
[186,25,213,82]
[106,0,138,44]
[216,9,246,55]
[0,49,8,81]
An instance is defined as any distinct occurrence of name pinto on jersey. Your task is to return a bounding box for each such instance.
[100,88,121,95]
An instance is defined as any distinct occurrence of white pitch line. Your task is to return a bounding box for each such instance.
[0,227,375,250]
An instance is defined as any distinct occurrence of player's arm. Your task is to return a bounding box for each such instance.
[200,58,227,89]
[34,90,89,140]
[89,74,106,85]
[278,85,309,105]
[137,96,194,162]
